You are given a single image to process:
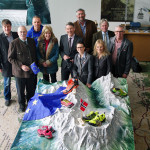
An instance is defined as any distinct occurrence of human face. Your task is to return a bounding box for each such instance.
[115,27,124,41]
[2,24,11,36]
[76,43,85,55]
[76,10,85,22]
[96,43,104,55]
[32,18,41,32]
[18,26,27,41]
[100,21,108,33]
[66,25,75,37]
[44,31,51,40]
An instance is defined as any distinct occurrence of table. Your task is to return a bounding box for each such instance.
[125,30,150,61]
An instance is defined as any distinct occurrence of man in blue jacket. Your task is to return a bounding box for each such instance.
[27,16,43,46]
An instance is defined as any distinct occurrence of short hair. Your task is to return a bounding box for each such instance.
[17,26,27,32]
[76,8,85,15]
[32,16,41,21]
[76,41,85,47]
[115,25,125,31]
[93,39,110,57]
[66,22,75,27]
[100,18,109,27]
[1,19,12,26]
[38,25,55,41]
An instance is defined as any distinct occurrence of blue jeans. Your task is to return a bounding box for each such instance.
[3,77,11,101]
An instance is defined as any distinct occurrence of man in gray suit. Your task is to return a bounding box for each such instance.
[59,22,83,81]
[0,19,18,106]
[92,19,114,50]
[109,25,133,78]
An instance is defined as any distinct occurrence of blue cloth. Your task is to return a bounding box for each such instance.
[23,86,67,121]
[27,25,43,46]
[4,77,11,100]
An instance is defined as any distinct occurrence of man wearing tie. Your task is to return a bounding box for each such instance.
[59,22,83,81]
[92,19,114,51]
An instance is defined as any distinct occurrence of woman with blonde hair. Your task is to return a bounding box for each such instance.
[37,25,59,83]
[93,39,111,80]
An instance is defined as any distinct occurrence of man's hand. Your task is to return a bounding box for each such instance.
[0,69,2,73]
[63,55,70,60]
[21,65,30,72]
[122,74,127,78]
[42,62,48,67]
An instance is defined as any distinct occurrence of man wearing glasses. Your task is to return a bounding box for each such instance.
[109,25,133,78]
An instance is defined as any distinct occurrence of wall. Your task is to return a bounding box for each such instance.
[0,0,131,40]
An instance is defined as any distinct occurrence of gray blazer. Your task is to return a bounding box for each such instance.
[73,52,93,84]
[59,34,83,69]
[0,32,18,77]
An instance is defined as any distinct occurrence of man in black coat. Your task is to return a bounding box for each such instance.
[0,19,18,106]
[109,25,133,78]
[59,22,83,81]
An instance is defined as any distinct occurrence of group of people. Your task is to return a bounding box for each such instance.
[0,8,133,112]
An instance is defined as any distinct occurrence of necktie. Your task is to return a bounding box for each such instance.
[69,38,72,51]
[104,33,107,45]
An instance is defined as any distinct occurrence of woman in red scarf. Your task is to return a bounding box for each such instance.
[37,25,59,83]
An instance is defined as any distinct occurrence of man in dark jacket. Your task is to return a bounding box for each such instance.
[0,19,18,106]
[92,19,115,50]
[8,26,37,112]
[109,25,133,78]
[59,22,83,81]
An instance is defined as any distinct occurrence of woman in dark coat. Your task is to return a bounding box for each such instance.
[37,25,59,83]
[93,39,111,80]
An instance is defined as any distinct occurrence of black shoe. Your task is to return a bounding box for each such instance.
[19,105,25,112]
[5,100,10,106]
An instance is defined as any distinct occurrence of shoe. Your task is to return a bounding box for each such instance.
[61,98,74,108]
[63,78,79,94]
[111,88,127,97]
[19,105,25,112]
[5,100,10,106]
[37,128,53,139]
[88,113,106,126]
[39,126,55,133]
[82,111,99,122]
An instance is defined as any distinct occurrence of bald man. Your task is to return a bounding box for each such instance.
[8,26,37,112]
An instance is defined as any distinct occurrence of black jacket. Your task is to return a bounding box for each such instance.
[109,37,133,77]
[94,55,111,80]
[59,34,83,69]
[0,32,18,77]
